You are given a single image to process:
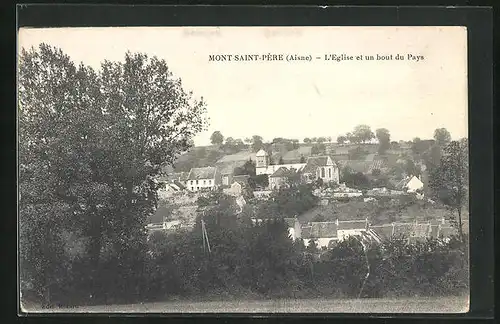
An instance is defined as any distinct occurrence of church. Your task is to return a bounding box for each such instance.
[255,149,340,188]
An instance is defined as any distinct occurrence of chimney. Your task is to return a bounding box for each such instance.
[335,219,339,226]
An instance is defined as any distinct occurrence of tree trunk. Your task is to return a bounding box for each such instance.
[87,206,103,300]
[457,206,463,241]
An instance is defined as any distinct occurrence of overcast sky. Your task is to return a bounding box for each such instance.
[19,26,468,146]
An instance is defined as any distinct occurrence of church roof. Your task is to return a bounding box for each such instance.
[270,167,299,178]
[302,156,333,174]
[256,149,268,157]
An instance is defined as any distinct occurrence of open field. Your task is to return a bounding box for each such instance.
[23,296,469,314]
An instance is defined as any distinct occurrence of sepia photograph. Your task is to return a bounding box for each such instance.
[18,25,470,313]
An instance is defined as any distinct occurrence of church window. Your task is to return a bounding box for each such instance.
[321,167,325,178]
[328,168,331,178]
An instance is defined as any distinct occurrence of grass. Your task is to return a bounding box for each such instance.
[27,296,469,313]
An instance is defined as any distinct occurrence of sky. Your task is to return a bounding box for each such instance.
[18,26,468,146]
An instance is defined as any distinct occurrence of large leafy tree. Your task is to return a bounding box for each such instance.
[429,139,469,240]
[251,135,264,152]
[375,128,391,154]
[434,128,452,147]
[210,131,224,145]
[19,44,207,304]
[352,125,375,144]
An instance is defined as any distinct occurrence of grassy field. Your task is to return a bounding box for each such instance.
[24,296,469,314]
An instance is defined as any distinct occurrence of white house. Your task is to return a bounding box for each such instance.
[186,167,222,192]
[396,175,424,193]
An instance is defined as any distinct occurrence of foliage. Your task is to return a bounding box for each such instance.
[210,131,224,145]
[341,171,371,189]
[348,146,368,160]
[249,174,269,189]
[311,143,326,155]
[351,125,375,144]
[260,184,318,218]
[251,135,264,152]
[234,159,256,177]
[337,135,347,144]
[434,128,451,147]
[411,138,435,157]
[429,140,469,240]
[375,128,391,154]
[19,44,207,306]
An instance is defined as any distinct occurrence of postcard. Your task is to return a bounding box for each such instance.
[18,26,469,313]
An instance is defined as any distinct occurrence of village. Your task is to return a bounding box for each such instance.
[146,132,468,251]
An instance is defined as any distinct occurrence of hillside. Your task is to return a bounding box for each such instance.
[171,142,412,174]
[297,197,467,226]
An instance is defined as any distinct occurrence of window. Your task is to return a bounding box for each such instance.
[203,180,206,185]
[191,180,194,185]
[328,168,331,178]
[321,167,325,178]
[209,180,212,185]
[197,187,199,190]
[196,180,199,185]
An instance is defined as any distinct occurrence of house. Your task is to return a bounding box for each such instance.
[395,175,424,193]
[301,222,338,249]
[186,167,222,192]
[224,175,251,197]
[301,156,340,184]
[269,167,299,190]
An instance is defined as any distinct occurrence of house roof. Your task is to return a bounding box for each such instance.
[308,222,338,238]
[188,167,217,180]
[395,175,423,190]
[337,220,368,230]
[269,166,297,178]
[392,222,431,238]
[302,156,333,174]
